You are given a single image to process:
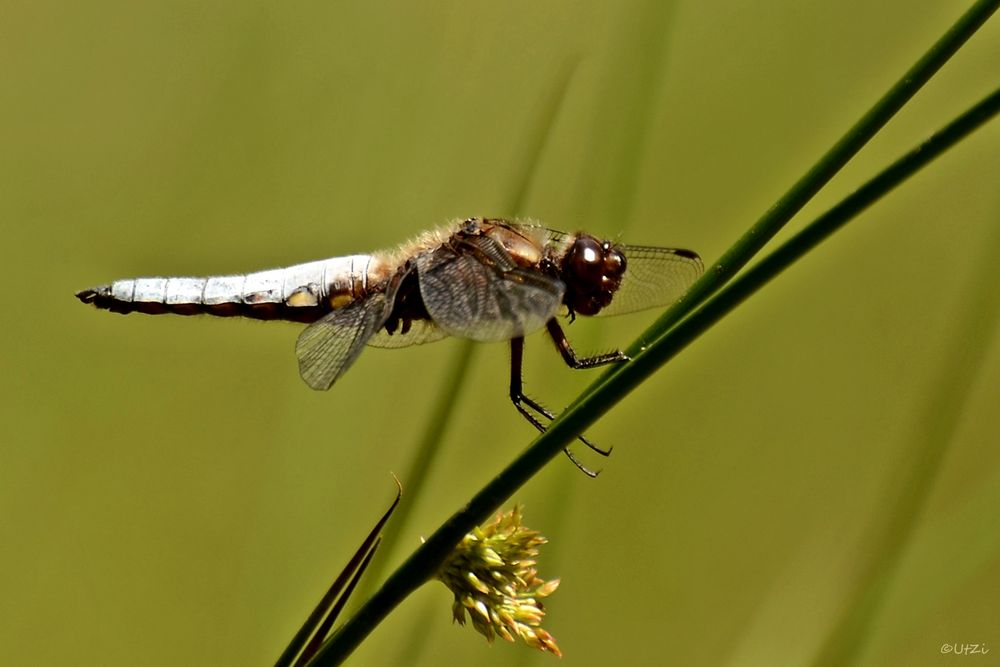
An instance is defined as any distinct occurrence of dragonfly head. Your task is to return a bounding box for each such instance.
[560,234,627,316]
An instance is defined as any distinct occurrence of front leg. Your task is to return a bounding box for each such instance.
[545,319,629,369]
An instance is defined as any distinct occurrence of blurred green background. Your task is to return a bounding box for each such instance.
[3,1,999,665]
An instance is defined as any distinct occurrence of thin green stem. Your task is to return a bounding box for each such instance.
[306,4,999,662]
[277,483,400,667]
[588,84,1000,415]
[311,84,1000,666]
[601,0,998,370]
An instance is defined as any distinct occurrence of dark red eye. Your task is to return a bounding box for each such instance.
[561,235,627,316]
[568,236,604,282]
[604,246,626,277]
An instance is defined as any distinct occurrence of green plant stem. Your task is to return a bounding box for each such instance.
[307,5,999,663]
[603,0,999,369]
[311,84,1000,666]
[603,84,1000,403]
[276,484,401,667]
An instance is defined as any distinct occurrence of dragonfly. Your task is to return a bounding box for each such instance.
[77,217,703,474]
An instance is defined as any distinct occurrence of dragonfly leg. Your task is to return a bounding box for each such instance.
[509,337,606,476]
[546,319,629,369]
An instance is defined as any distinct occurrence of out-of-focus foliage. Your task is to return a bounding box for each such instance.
[1,2,998,665]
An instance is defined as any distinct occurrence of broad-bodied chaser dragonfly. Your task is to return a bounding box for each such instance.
[78,218,703,473]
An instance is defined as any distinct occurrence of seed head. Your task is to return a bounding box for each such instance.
[437,506,561,657]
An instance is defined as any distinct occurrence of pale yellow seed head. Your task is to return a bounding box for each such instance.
[436,506,562,658]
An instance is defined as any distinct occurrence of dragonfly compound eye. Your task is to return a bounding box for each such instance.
[603,246,626,278]
[562,235,627,316]
[566,236,605,282]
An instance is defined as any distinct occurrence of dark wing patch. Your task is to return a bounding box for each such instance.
[295,294,389,390]
[416,237,564,342]
[598,246,704,317]
[367,318,449,349]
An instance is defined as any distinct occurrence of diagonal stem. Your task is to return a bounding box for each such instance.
[599,0,999,373]
[305,3,1000,662]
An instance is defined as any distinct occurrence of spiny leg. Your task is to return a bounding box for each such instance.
[509,337,601,477]
[543,318,631,455]
[511,334,628,458]
[509,336,608,453]
[546,318,629,369]
[514,390,614,457]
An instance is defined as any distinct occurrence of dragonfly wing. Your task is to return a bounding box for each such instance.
[295,294,389,390]
[506,224,703,317]
[367,318,449,349]
[598,246,704,316]
[416,237,564,342]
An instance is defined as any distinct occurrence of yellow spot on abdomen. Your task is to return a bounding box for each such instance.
[287,288,319,308]
[329,293,354,309]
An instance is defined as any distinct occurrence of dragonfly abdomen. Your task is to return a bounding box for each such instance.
[76,255,374,323]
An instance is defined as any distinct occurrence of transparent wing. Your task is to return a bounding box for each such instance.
[416,237,564,342]
[295,294,389,390]
[367,318,449,349]
[502,223,703,316]
[598,246,703,317]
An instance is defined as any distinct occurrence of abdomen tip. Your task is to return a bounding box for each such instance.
[76,287,108,305]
